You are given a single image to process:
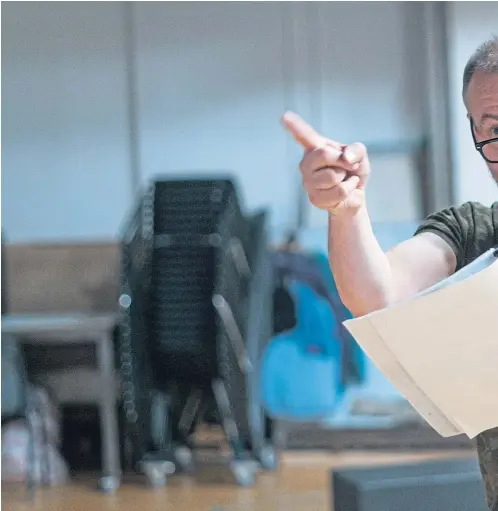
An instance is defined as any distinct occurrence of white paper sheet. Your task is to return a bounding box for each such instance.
[343,248,498,438]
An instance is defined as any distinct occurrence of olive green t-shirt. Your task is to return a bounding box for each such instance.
[415,201,498,510]
[415,201,498,271]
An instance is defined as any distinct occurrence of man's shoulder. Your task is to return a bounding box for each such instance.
[415,200,497,270]
[454,200,497,215]
[428,200,496,227]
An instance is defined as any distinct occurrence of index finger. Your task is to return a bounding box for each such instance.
[281,111,325,151]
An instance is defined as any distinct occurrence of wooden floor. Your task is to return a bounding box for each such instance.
[2,449,476,511]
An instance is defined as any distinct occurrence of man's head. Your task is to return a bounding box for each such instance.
[463,36,498,183]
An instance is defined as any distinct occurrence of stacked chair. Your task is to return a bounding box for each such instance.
[118,178,277,487]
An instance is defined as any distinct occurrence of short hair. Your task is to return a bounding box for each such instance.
[462,35,498,101]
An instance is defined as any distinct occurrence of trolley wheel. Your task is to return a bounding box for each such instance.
[174,446,195,473]
[230,460,258,487]
[99,475,120,494]
[141,460,176,488]
[258,445,279,471]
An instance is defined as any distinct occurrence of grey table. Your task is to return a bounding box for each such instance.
[1,313,121,493]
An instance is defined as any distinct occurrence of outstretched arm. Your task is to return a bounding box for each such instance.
[282,112,457,317]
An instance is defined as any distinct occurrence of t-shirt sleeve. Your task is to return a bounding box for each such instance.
[414,202,475,271]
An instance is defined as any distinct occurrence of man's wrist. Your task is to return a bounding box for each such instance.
[328,204,369,225]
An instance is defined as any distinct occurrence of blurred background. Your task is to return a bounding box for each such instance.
[1,2,497,511]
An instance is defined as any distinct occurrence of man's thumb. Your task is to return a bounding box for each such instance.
[343,142,368,167]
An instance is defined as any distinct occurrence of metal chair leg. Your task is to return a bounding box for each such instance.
[212,294,252,373]
[25,387,37,501]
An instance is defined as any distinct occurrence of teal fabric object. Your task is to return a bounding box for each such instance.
[260,280,344,421]
[311,252,366,383]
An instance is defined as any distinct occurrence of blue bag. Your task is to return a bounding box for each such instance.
[311,252,366,383]
[260,280,345,421]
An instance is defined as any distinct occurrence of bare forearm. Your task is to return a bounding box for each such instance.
[281,112,456,317]
[328,206,395,317]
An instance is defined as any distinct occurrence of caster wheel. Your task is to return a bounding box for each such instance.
[175,446,194,473]
[148,472,167,488]
[141,461,175,488]
[231,461,256,487]
[259,446,279,471]
[99,475,120,494]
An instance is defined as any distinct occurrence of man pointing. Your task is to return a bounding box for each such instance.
[283,36,498,510]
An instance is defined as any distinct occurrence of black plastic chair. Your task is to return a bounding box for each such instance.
[117,178,277,486]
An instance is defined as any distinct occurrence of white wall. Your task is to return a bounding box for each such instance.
[2,2,133,243]
[302,1,427,228]
[2,2,428,243]
[447,2,498,206]
[133,2,294,232]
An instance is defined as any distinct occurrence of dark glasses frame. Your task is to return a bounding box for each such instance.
[470,119,498,163]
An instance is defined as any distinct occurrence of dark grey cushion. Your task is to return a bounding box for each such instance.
[332,458,488,511]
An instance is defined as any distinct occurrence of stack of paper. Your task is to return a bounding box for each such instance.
[343,248,498,439]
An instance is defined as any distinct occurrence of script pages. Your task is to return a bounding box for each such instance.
[343,248,498,438]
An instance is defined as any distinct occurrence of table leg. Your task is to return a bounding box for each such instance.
[96,333,121,493]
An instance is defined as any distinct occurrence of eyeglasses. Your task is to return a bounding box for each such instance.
[470,119,498,164]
